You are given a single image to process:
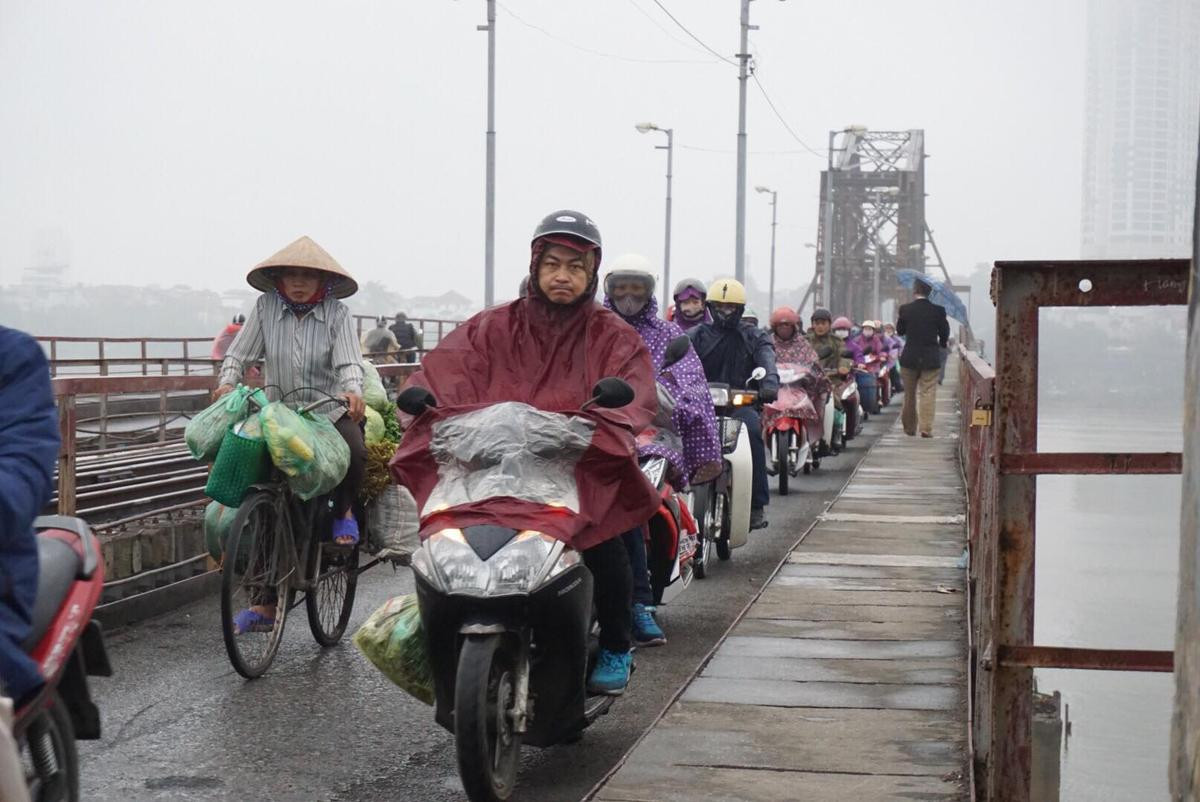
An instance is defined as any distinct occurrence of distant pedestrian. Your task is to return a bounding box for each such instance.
[389,312,420,363]
[361,315,401,361]
[897,280,949,438]
[210,314,245,360]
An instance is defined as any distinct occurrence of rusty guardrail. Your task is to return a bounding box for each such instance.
[958,258,1188,800]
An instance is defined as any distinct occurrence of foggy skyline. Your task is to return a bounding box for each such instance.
[2,0,1189,308]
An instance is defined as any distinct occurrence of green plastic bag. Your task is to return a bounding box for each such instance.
[186,385,262,462]
[362,361,388,412]
[203,500,239,560]
[260,402,317,478]
[353,594,434,705]
[364,406,385,445]
[287,414,350,501]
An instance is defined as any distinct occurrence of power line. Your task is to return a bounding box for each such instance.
[647,0,737,66]
[750,71,826,159]
[498,3,719,65]
[625,0,714,58]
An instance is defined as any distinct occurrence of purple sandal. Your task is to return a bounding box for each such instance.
[332,516,360,547]
[233,609,275,635]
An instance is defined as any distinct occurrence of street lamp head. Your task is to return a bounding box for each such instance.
[755,185,772,194]
[635,122,658,134]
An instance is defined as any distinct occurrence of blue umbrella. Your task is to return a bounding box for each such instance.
[894,269,969,325]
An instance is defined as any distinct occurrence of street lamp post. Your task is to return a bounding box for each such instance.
[755,186,778,312]
[478,0,497,307]
[636,123,674,310]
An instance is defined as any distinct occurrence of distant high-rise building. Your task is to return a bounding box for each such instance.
[1081,0,1200,259]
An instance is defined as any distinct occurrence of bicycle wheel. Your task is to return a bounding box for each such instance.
[221,490,292,679]
[305,532,360,647]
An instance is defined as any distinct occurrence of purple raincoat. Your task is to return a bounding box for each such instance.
[604,294,721,485]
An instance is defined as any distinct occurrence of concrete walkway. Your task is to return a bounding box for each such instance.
[590,368,969,801]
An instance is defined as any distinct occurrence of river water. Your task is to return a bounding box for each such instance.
[1035,405,1181,800]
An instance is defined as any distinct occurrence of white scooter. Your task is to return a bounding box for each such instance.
[693,367,765,578]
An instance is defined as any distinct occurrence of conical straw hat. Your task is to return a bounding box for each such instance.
[246,236,358,299]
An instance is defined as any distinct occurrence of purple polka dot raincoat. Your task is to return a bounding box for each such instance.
[603,294,721,486]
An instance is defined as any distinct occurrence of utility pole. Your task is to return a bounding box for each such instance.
[636,123,674,310]
[479,0,496,307]
[734,0,755,283]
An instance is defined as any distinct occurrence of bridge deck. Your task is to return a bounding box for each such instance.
[592,367,969,801]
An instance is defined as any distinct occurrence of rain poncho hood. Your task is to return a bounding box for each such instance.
[603,294,720,484]
[390,243,659,551]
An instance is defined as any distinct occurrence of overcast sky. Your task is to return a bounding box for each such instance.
[1,0,1088,302]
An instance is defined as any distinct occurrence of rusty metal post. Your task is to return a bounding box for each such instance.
[988,262,1038,800]
[49,339,57,377]
[57,394,77,515]
[140,340,147,376]
[182,339,190,376]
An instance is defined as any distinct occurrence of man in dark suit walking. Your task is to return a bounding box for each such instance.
[896,279,950,438]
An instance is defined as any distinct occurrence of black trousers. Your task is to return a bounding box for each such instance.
[582,536,633,653]
[621,528,654,607]
[333,416,367,519]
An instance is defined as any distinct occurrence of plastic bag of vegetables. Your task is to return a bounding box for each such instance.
[260,402,318,478]
[286,414,351,501]
[362,361,388,412]
[353,594,434,705]
[203,500,239,560]
[185,384,265,462]
[364,405,385,445]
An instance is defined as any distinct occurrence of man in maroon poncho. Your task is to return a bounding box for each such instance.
[391,210,659,694]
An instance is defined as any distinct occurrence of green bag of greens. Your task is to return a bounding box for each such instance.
[185,385,264,462]
[286,414,350,501]
[260,402,318,478]
[362,361,388,412]
[203,500,239,560]
[353,594,434,705]
[363,406,385,445]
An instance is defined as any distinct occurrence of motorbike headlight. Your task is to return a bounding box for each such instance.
[425,530,491,593]
[709,386,730,406]
[419,529,575,596]
[488,531,557,595]
[640,457,667,488]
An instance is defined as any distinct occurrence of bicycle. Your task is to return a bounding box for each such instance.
[218,392,384,679]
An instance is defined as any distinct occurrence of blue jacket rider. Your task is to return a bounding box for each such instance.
[0,327,60,704]
[686,278,779,530]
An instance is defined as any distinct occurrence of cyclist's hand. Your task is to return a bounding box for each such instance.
[342,392,366,423]
[213,384,235,402]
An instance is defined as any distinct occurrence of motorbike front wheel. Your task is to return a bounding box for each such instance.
[714,491,732,561]
[455,635,522,802]
[693,486,715,580]
[775,430,791,496]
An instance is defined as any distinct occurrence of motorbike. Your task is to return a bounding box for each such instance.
[763,363,820,495]
[638,337,700,605]
[694,366,766,578]
[400,378,640,802]
[865,352,892,408]
[13,515,112,802]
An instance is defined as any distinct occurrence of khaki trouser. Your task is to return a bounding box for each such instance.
[900,367,940,437]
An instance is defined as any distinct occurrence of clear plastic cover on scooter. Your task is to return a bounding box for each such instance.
[425,402,596,514]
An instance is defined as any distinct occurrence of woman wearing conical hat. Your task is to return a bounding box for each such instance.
[215,236,367,632]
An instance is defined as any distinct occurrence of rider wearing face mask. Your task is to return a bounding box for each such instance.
[393,211,660,695]
[603,255,721,647]
[807,309,854,410]
[846,320,883,416]
[687,278,779,531]
[671,279,710,332]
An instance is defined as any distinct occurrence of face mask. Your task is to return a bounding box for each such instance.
[613,295,646,317]
[712,306,738,325]
[834,330,849,340]
[862,329,876,338]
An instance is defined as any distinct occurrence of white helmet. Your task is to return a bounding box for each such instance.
[604,253,657,296]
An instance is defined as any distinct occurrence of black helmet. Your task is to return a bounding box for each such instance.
[232,314,246,325]
[376,315,388,326]
[673,278,707,301]
[811,307,832,323]
[532,210,602,252]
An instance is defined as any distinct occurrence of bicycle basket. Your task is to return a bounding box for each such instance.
[206,427,271,508]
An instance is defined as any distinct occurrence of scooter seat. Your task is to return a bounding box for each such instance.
[21,537,81,652]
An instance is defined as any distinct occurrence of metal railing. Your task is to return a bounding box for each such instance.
[957,258,1187,800]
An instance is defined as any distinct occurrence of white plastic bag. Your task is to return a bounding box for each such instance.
[367,484,420,563]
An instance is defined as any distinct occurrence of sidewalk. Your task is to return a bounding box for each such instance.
[590,369,969,801]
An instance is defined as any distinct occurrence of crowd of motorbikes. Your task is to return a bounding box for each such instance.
[11,318,904,802]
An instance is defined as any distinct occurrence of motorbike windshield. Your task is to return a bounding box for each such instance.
[425,402,596,514]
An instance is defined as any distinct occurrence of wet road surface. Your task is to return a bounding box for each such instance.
[81,408,899,801]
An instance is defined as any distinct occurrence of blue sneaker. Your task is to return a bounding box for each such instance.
[587,649,633,696]
[632,604,666,647]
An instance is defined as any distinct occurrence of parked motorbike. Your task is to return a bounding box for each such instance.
[763,363,819,495]
[694,367,766,578]
[14,515,112,802]
[401,378,639,802]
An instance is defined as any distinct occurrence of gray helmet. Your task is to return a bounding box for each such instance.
[811,307,832,323]
[232,314,246,325]
[672,278,707,301]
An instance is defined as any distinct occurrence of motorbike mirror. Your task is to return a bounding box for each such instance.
[396,386,437,416]
[661,336,691,372]
[584,377,636,410]
[746,366,767,388]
